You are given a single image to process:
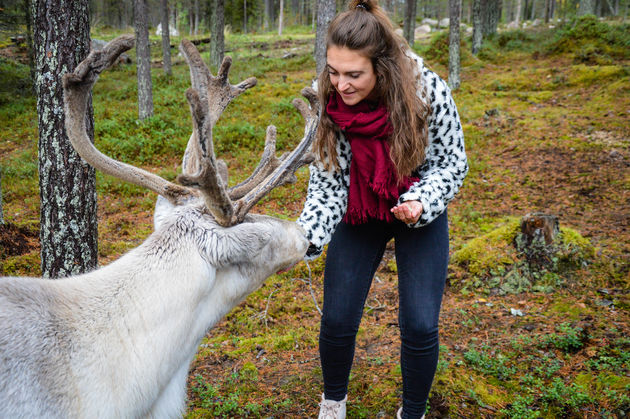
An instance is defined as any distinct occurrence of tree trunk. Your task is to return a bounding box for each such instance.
[514,0,522,24]
[544,0,550,21]
[385,0,394,14]
[134,0,154,120]
[264,0,272,30]
[278,0,284,35]
[211,0,225,69]
[472,0,483,54]
[24,0,35,91]
[578,0,595,15]
[244,0,247,33]
[160,0,172,77]
[404,0,418,47]
[482,0,501,36]
[33,0,98,278]
[449,0,462,90]
[194,0,199,35]
[314,0,336,75]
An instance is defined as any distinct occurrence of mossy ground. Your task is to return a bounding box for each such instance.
[1,18,628,418]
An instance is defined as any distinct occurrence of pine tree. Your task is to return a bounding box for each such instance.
[32,0,97,278]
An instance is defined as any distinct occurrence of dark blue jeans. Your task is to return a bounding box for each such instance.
[319,211,449,418]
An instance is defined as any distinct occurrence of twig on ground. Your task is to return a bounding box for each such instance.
[253,285,280,327]
[292,261,322,316]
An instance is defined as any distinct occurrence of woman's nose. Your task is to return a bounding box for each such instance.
[338,76,351,91]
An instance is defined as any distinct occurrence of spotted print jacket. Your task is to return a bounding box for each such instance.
[297,53,468,260]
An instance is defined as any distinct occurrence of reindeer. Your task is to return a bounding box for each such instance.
[0,35,319,418]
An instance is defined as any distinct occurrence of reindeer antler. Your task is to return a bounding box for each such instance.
[177,40,318,225]
[63,35,191,205]
[63,35,319,227]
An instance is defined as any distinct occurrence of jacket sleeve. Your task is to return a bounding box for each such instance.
[398,67,468,227]
[297,134,351,260]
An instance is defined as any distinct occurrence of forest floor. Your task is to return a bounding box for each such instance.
[0,19,628,418]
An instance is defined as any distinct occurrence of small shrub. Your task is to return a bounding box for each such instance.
[420,31,474,67]
[543,15,630,61]
[501,395,540,419]
[463,345,517,380]
[495,30,537,52]
[542,323,587,353]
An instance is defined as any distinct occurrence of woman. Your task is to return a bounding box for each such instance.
[297,1,468,418]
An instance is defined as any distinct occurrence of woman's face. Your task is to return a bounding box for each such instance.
[326,45,377,106]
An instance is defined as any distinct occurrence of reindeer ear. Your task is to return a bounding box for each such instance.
[207,222,273,267]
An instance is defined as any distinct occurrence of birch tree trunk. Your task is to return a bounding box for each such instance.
[134,0,154,120]
[315,0,336,75]
[160,0,172,77]
[472,0,483,54]
[278,0,284,35]
[404,0,418,47]
[515,0,522,24]
[449,0,462,90]
[194,0,199,35]
[33,0,98,278]
[211,0,225,69]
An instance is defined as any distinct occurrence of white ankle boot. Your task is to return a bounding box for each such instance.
[318,393,347,419]
[397,407,425,419]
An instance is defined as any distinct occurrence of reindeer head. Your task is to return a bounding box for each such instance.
[62,35,319,272]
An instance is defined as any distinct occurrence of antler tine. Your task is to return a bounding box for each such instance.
[63,35,190,206]
[179,40,210,101]
[177,41,259,226]
[177,88,235,226]
[228,125,285,200]
[231,88,319,223]
[208,56,257,126]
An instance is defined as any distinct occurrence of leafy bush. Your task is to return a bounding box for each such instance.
[542,323,587,353]
[543,15,630,61]
[495,29,538,52]
[420,31,474,68]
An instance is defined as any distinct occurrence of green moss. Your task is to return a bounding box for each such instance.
[575,372,630,394]
[1,252,41,276]
[452,218,596,293]
[543,16,630,60]
[567,64,628,87]
[239,362,259,382]
[451,218,521,279]
[547,301,590,320]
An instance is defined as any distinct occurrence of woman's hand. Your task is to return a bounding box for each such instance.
[391,200,423,224]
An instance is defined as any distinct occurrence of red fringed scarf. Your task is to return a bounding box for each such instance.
[326,92,419,225]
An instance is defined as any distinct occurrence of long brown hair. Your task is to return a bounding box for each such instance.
[315,0,431,178]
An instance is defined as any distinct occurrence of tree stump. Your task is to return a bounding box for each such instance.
[521,213,559,245]
[516,212,560,267]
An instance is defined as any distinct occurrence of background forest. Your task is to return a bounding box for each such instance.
[1,0,629,417]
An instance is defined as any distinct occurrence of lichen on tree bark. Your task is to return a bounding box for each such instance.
[33,0,97,278]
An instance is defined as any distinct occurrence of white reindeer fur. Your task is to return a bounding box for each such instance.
[0,199,308,418]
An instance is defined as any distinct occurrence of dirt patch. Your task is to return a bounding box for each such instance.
[0,223,39,258]
[0,44,30,65]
